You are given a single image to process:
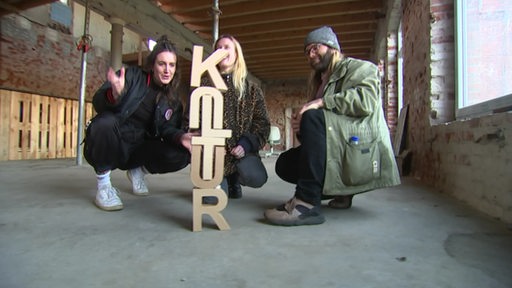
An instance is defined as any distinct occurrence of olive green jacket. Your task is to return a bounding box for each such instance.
[321,57,400,195]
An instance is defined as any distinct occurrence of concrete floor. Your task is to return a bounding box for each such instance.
[1,157,511,288]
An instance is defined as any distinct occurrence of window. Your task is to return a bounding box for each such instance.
[455,1,512,119]
[49,1,72,32]
[397,21,403,114]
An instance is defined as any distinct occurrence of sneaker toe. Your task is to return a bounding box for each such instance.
[264,201,325,226]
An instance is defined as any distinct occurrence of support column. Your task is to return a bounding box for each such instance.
[109,17,125,71]
[212,0,220,43]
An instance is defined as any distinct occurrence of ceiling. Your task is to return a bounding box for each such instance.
[1,0,385,83]
[155,0,385,82]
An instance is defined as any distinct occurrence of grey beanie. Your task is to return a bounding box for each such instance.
[304,26,341,51]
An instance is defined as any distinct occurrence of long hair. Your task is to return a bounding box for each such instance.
[306,48,343,100]
[214,34,248,99]
[144,35,181,106]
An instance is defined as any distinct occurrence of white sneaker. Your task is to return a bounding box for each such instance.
[95,185,123,211]
[127,168,149,196]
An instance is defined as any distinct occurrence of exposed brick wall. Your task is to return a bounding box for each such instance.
[402,0,512,223]
[402,0,434,179]
[385,32,398,137]
[0,14,109,101]
[262,79,308,150]
[430,0,455,124]
[430,113,512,222]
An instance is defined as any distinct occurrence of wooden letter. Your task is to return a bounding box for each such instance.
[190,46,228,91]
[192,188,229,232]
[189,45,232,231]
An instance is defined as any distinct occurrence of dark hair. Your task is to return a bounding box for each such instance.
[145,35,181,107]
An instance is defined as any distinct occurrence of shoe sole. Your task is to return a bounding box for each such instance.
[94,200,123,211]
[127,171,149,196]
[265,216,326,226]
[264,212,326,226]
[327,196,353,209]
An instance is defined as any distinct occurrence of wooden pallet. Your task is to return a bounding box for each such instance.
[0,90,94,161]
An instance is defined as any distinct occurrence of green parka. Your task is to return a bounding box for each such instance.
[320,57,400,195]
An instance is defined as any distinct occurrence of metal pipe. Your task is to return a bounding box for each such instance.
[212,0,220,43]
[76,0,90,166]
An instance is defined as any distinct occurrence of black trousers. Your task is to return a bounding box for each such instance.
[84,112,190,174]
[275,109,326,206]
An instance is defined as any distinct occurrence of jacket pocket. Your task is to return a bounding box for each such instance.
[341,139,381,186]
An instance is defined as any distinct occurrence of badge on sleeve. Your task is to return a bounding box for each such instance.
[165,109,173,120]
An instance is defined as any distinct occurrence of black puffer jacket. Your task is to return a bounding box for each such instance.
[92,66,185,144]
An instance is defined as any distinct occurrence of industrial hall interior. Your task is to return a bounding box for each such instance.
[0,0,511,287]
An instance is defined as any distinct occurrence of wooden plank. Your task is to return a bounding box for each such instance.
[70,100,79,157]
[39,95,50,158]
[0,90,95,161]
[29,94,40,159]
[48,97,59,159]
[8,91,20,160]
[64,99,73,157]
[393,104,408,156]
[11,92,32,160]
[0,90,12,161]
[55,98,65,158]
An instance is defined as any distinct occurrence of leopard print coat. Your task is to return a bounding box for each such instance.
[201,74,270,175]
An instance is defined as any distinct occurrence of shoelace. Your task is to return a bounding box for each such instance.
[105,187,119,198]
[134,178,147,190]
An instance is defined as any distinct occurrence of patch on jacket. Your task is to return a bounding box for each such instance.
[165,109,173,120]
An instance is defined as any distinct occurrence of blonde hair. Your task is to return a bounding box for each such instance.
[215,35,248,99]
[306,48,342,100]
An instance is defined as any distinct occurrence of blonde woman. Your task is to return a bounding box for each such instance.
[200,34,270,204]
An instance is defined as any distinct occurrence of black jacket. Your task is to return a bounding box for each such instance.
[92,66,185,144]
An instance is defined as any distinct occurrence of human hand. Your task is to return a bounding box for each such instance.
[107,66,125,101]
[298,98,324,114]
[180,131,199,154]
[231,145,245,159]
[293,98,324,134]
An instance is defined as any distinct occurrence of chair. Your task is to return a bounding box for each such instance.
[265,126,281,157]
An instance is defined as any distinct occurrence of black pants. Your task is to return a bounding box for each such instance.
[275,109,326,206]
[84,112,190,174]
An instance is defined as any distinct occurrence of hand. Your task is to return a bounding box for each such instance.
[231,145,245,159]
[293,98,324,134]
[107,66,125,101]
[180,131,199,154]
[298,98,324,115]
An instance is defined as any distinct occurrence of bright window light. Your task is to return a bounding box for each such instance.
[148,39,156,51]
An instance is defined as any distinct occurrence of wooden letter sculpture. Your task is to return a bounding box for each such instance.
[189,46,232,231]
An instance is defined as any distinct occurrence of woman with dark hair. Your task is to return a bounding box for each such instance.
[84,35,195,211]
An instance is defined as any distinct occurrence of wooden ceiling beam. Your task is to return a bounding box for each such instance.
[180,0,382,27]
[196,14,379,37]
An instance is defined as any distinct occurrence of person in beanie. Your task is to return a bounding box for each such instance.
[264,26,401,226]
[84,35,195,211]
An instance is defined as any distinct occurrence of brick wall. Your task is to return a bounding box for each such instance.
[402,0,512,223]
[385,33,399,137]
[262,79,308,151]
[0,14,109,101]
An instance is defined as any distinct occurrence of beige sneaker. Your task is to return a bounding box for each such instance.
[127,168,149,196]
[95,185,123,211]
[264,197,325,226]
